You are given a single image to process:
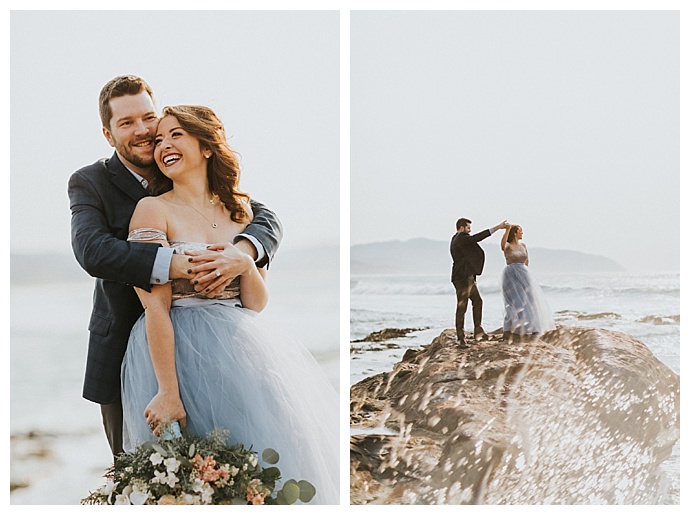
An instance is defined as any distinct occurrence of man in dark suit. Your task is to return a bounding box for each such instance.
[450,217,508,345]
[68,75,283,456]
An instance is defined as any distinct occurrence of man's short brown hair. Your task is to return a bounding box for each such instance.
[98,75,155,129]
[456,218,472,231]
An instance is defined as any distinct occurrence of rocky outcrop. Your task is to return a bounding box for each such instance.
[352,327,428,343]
[350,326,680,504]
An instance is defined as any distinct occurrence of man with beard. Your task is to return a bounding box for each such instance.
[68,75,282,456]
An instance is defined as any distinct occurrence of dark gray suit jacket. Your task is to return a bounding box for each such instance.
[68,152,282,404]
[450,229,491,283]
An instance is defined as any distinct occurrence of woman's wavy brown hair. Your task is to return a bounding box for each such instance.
[155,105,250,223]
[507,225,521,243]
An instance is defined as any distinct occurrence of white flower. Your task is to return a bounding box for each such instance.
[200,482,215,504]
[129,490,149,505]
[150,452,164,466]
[152,469,179,488]
[113,493,131,505]
[180,493,201,505]
[228,465,240,477]
[129,484,150,505]
[102,479,120,505]
[164,457,181,473]
[164,472,180,488]
[102,478,118,495]
[151,470,168,484]
[110,483,132,505]
[248,454,258,467]
[191,477,206,493]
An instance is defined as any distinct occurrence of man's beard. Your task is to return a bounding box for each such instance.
[116,140,155,169]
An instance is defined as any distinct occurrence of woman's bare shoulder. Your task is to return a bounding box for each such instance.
[131,195,170,231]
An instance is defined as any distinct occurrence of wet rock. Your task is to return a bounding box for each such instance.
[352,327,429,343]
[350,326,680,504]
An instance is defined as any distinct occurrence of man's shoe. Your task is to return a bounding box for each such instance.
[474,327,488,341]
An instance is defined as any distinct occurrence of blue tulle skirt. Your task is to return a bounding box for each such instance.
[121,299,339,504]
[501,264,555,335]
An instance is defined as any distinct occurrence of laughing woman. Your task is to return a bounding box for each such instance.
[120,105,338,503]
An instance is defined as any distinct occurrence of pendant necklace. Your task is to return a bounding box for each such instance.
[182,196,220,229]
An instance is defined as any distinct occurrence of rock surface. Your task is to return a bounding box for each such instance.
[350,326,680,504]
[352,327,428,343]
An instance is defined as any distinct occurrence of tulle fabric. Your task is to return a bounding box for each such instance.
[121,299,339,504]
[501,263,555,335]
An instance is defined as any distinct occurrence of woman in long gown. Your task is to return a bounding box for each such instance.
[500,224,555,341]
[120,105,338,503]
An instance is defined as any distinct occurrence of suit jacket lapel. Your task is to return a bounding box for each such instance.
[106,152,148,202]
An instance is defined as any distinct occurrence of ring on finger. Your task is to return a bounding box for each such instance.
[215,270,221,277]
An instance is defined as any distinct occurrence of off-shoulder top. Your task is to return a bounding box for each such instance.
[128,228,241,302]
[504,243,529,265]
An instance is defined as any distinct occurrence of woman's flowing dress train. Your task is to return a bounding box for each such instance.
[501,263,555,335]
[121,237,339,504]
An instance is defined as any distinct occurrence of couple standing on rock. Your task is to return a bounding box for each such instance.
[450,218,555,346]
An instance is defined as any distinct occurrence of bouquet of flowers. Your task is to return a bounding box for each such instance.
[81,425,316,505]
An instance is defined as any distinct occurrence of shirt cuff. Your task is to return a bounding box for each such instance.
[233,233,266,263]
[150,247,174,284]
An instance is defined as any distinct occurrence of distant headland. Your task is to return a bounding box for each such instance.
[351,238,624,276]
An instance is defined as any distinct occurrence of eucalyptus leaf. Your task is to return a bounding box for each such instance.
[262,466,281,482]
[281,480,300,505]
[141,441,156,452]
[151,443,169,456]
[298,480,316,503]
[262,448,280,465]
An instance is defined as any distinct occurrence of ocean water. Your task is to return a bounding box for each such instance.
[10,257,339,505]
[350,271,680,504]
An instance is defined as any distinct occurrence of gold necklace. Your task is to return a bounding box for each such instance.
[188,204,218,229]
[173,196,221,229]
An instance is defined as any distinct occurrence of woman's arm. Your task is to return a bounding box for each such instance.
[129,198,186,432]
[138,282,186,432]
[239,261,268,312]
[501,226,510,251]
[183,243,269,310]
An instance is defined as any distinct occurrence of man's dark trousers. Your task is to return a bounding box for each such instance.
[453,274,483,340]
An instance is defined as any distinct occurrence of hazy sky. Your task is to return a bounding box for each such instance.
[351,10,680,272]
[10,10,339,256]
[8,8,682,273]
